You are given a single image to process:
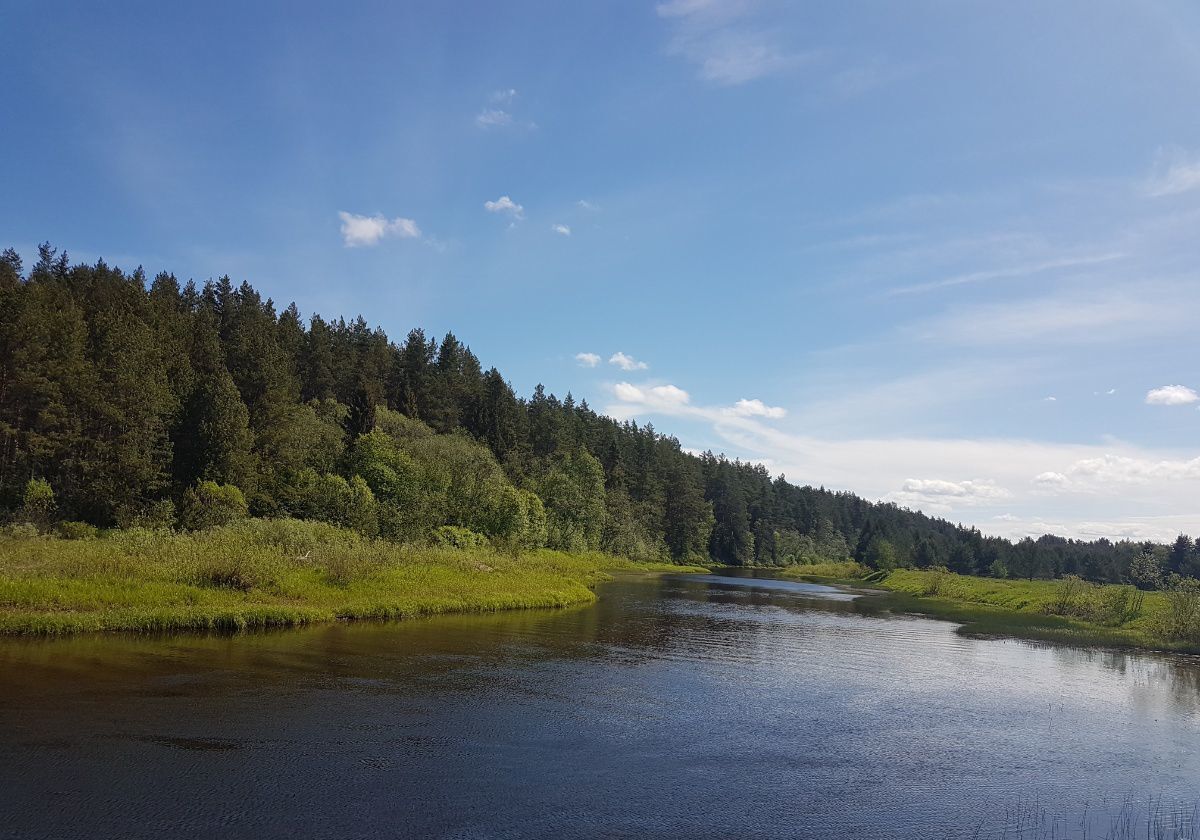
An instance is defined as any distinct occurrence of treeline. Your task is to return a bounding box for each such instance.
[0,244,1192,583]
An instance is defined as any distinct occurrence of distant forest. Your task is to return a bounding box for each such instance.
[2,244,1196,584]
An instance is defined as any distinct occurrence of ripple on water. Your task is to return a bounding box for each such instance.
[1,570,1199,840]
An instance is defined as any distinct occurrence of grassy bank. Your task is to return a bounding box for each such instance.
[777,560,870,581]
[874,568,1200,653]
[0,519,705,636]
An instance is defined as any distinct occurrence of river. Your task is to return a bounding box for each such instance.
[2,570,1198,839]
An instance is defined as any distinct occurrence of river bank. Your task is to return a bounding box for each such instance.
[783,565,1200,654]
[4,568,1197,839]
[0,519,705,635]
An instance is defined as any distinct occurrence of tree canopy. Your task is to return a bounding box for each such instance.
[1,244,1191,581]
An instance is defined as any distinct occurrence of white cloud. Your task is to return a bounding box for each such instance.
[1043,396,1057,402]
[726,398,786,419]
[484,195,524,220]
[600,385,1200,540]
[897,478,1011,500]
[1145,148,1200,197]
[490,88,517,104]
[476,109,513,128]
[650,384,690,404]
[338,211,421,248]
[1033,471,1070,489]
[577,199,598,211]
[613,382,690,409]
[552,223,571,236]
[887,478,1011,512]
[613,382,645,402]
[1145,385,1198,406]
[609,352,648,371]
[575,352,600,368]
[1049,454,1200,488]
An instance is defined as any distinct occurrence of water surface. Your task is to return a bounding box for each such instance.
[2,570,1198,839]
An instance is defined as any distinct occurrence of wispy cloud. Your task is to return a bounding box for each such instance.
[657,0,811,86]
[551,223,571,236]
[338,211,421,248]
[908,286,1183,347]
[890,252,1126,296]
[575,352,600,368]
[609,352,649,371]
[475,109,513,129]
[484,195,524,220]
[1146,385,1199,406]
[577,199,599,211]
[475,89,534,130]
[1145,147,1200,197]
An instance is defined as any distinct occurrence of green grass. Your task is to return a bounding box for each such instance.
[777,560,870,581]
[874,568,1200,653]
[0,519,704,636]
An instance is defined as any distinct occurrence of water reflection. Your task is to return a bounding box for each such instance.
[1,570,1199,839]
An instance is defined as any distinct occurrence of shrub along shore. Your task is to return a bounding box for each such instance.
[0,519,705,636]
[841,567,1200,654]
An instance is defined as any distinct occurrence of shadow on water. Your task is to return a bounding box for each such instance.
[1,568,1199,839]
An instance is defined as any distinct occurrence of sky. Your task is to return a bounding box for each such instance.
[4,0,1200,543]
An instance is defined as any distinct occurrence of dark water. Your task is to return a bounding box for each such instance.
[2,571,1199,839]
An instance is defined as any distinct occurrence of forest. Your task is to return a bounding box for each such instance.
[2,243,1197,587]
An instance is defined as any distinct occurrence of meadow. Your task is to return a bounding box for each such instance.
[873,568,1200,653]
[0,519,704,635]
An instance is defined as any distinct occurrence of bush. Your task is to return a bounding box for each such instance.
[1093,584,1144,626]
[180,482,248,530]
[432,525,489,551]
[2,522,41,539]
[1044,576,1145,627]
[19,478,55,530]
[924,565,952,596]
[1050,574,1088,617]
[1163,576,1200,642]
[281,470,379,536]
[114,499,176,531]
[57,521,99,540]
[1129,551,1163,591]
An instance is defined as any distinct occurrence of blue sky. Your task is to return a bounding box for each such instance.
[5,0,1200,541]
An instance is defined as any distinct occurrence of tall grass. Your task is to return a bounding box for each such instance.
[880,569,1199,652]
[777,560,869,580]
[0,519,697,636]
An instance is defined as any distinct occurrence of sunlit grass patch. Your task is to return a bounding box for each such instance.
[777,561,870,580]
[0,519,699,636]
[876,569,1197,653]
